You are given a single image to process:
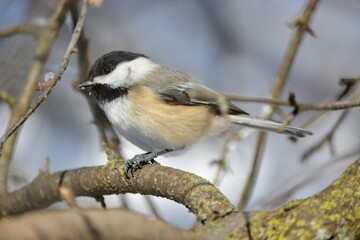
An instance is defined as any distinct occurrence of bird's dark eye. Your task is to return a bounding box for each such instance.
[102,66,112,75]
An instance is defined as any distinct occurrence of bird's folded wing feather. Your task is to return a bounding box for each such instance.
[155,81,248,115]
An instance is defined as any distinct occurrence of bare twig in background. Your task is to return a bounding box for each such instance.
[300,97,360,111]
[300,77,358,128]
[229,95,360,112]
[210,132,238,187]
[0,23,43,39]
[210,158,230,187]
[226,78,360,113]
[0,0,71,196]
[300,81,359,161]
[0,90,17,108]
[238,0,321,210]
[276,90,299,132]
[301,110,350,162]
[0,0,88,195]
[119,194,130,209]
[273,0,320,100]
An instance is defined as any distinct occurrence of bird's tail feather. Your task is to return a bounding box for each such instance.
[228,114,312,138]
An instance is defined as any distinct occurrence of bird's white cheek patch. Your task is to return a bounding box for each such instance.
[93,65,131,88]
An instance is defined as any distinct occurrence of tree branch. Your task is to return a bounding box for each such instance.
[0,161,235,223]
[0,209,194,240]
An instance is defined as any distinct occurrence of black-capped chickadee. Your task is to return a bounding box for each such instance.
[78,51,312,177]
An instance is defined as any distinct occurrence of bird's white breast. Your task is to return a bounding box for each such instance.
[101,96,169,152]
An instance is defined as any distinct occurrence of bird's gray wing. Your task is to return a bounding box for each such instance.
[146,66,248,115]
[160,82,248,115]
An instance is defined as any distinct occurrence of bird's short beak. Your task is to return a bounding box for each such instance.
[78,80,94,89]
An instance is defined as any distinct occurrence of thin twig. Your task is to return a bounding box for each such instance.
[299,100,360,111]
[238,132,266,210]
[301,110,350,162]
[227,95,289,106]
[274,0,320,100]
[210,159,229,187]
[227,93,360,112]
[301,78,358,128]
[119,195,130,209]
[0,0,88,195]
[210,132,238,187]
[0,90,17,108]
[0,23,43,39]
[238,0,321,210]
[277,91,299,132]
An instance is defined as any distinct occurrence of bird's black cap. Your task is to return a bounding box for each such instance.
[88,51,147,80]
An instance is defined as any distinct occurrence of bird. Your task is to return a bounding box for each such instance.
[78,51,312,178]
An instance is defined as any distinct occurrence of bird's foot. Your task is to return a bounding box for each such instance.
[124,152,159,178]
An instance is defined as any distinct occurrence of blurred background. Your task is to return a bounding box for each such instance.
[0,0,359,229]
